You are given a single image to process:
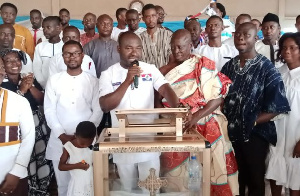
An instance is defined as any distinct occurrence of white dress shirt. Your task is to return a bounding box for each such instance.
[255,40,283,68]
[222,36,234,47]
[32,40,64,88]
[48,53,97,78]
[29,27,45,45]
[194,44,238,71]
[44,71,102,160]
[111,26,128,42]
[0,89,35,183]
[99,61,167,164]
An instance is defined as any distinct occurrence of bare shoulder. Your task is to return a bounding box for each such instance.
[159,63,177,76]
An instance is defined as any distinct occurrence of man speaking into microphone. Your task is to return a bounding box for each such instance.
[99,31,179,192]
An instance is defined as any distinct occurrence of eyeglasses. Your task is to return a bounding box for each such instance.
[62,52,82,58]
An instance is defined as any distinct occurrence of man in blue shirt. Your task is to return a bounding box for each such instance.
[221,22,290,196]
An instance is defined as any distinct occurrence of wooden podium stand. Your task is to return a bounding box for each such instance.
[93,108,211,196]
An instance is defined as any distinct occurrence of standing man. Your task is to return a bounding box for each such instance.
[255,13,282,68]
[139,4,173,68]
[221,22,290,196]
[0,24,33,74]
[44,40,102,196]
[99,31,179,192]
[29,9,44,46]
[49,26,96,77]
[84,14,120,78]
[80,12,99,46]
[126,9,146,35]
[0,57,35,196]
[214,2,235,42]
[111,8,128,42]
[185,19,203,52]
[251,19,263,40]
[33,16,63,88]
[0,3,34,59]
[223,14,252,47]
[194,15,238,71]
[59,8,70,30]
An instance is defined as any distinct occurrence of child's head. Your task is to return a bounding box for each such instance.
[75,121,96,148]
[277,32,300,69]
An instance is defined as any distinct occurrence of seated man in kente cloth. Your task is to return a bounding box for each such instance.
[156,29,239,196]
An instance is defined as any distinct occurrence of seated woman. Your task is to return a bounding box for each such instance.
[0,49,53,196]
[156,29,238,195]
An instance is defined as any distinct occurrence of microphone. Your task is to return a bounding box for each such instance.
[131,60,139,89]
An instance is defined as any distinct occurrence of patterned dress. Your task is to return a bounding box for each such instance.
[161,55,239,196]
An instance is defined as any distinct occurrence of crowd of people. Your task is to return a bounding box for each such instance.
[0,1,299,196]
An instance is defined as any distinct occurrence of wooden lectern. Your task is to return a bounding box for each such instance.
[93,108,211,196]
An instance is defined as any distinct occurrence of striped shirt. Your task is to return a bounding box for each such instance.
[139,28,172,68]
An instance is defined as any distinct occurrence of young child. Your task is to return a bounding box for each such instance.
[266,32,300,196]
[58,121,96,196]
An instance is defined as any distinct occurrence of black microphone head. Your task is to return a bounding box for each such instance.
[131,60,139,67]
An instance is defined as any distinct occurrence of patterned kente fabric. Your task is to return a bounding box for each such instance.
[162,55,239,196]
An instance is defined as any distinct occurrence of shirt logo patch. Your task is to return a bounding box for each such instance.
[141,74,152,81]
[112,82,121,86]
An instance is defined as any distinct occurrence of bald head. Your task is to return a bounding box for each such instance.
[97,14,113,23]
[234,22,258,53]
[96,14,113,37]
[0,24,15,34]
[236,22,257,34]
[84,12,96,19]
[0,24,15,49]
[235,14,251,29]
[63,26,80,35]
[62,26,80,42]
[171,29,192,44]
[171,29,193,63]
[118,31,141,46]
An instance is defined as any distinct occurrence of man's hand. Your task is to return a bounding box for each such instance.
[0,174,20,195]
[58,134,75,145]
[184,111,200,131]
[125,66,142,83]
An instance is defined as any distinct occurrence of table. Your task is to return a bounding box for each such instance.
[93,108,211,196]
